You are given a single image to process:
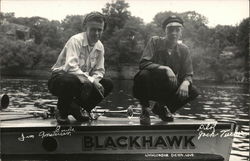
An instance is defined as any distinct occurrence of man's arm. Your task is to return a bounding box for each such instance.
[176,45,194,99]
[139,36,161,70]
[88,49,105,96]
[182,47,193,84]
[90,50,105,83]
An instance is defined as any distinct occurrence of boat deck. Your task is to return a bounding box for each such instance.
[0,114,222,128]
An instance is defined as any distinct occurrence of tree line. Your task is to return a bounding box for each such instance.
[0,0,249,83]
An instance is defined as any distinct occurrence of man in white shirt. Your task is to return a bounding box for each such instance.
[48,12,113,124]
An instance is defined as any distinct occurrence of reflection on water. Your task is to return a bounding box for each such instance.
[1,78,249,161]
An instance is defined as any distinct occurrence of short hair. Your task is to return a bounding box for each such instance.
[82,11,106,30]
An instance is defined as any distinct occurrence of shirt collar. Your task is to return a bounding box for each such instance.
[82,32,102,51]
[163,38,181,57]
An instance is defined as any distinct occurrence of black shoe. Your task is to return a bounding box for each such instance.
[55,109,70,124]
[140,108,151,125]
[152,103,174,122]
[69,102,90,122]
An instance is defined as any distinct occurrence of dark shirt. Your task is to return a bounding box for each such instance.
[139,36,193,84]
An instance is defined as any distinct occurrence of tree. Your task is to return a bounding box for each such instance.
[102,0,131,36]
[103,15,145,67]
[61,15,84,42]
[28,17,50,44]
[0,12,15,23]
[237,18,249,82]
[205,25,241,82]
[210,25,238,49]
[42,20,63,48]
[101,1,146,67]
[0,37,33,69]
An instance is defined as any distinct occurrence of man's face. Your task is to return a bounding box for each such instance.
[86,21,104,45]
[165,26,182,43]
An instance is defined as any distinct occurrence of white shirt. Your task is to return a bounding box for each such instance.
[51,32,105,83]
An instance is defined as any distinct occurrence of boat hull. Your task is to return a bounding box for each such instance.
[1,116,235,161]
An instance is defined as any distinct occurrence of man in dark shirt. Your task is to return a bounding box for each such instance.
[133,15,199,125]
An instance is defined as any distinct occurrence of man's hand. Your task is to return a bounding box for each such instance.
[93,79,104,96]
[158,66,177,87]
[176,80,190,100]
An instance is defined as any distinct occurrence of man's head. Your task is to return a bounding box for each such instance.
[162,15,184,44]
[82,12,106,45]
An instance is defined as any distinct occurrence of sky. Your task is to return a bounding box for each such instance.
[1,0,249,27]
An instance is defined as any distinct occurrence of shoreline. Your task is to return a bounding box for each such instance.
[1,68,249,84]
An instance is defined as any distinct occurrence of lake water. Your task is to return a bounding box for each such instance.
[0,78,249,161]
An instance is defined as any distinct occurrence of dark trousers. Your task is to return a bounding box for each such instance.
[133,69,199,113]
[48,72,113,117]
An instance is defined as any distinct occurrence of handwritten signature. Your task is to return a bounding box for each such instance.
[18,126,75,141]
[197,123,248,140]
[39,126,75,138]
[18,133,35,141]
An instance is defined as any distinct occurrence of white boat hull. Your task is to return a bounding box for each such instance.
[1,116,235,161]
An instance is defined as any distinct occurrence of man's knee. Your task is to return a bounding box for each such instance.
[79,80,93,101]
[48,73,81,97]
[134,69,151,83]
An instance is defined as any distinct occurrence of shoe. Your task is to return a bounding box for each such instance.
[69,102,90,122]
[140,108,151,125]
[152,103,174,122]
[55,109,70,124]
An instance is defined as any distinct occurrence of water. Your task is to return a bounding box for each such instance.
[1,78,249,161]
